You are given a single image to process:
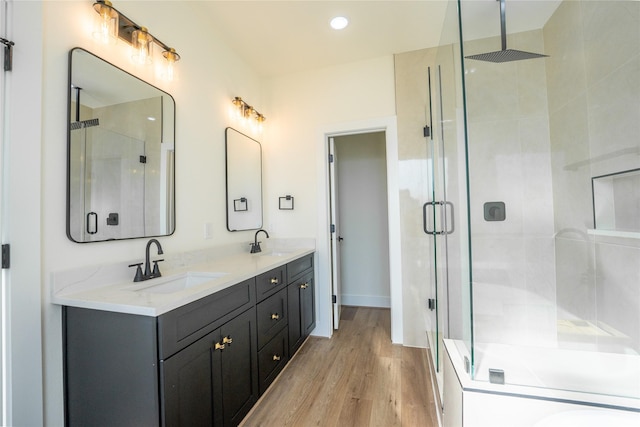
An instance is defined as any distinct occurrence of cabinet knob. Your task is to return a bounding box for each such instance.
[300,283,308,289]
[214,342,225,351]
[270,277,279,285]
[271,313,280,320]
[223,336,233,345]
[272,355,281,361]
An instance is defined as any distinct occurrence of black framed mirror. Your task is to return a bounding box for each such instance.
[67,48,176,242]
[225,127,263,231]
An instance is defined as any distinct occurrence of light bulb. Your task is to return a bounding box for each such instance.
[131,27,153,65]
[92,1,119,44]
[162,48,180,81]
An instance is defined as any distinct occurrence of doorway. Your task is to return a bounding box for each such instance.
[320,116,402,343]
[332,132,391,317]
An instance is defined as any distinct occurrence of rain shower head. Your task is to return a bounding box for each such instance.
[70,118,100,130]
[465,0,548,63]
[466,49,548,63]
[70,86,100,130]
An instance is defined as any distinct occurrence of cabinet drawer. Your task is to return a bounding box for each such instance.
[256,266,286,302]
[157,278,255,359]
[257,327,288,395]
[287,253,313,283]
[256,288,288,349]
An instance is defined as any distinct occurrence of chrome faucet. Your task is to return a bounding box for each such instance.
[250,229,269,253]
[129,238,164,282]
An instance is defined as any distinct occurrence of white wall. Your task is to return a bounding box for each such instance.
[263,57,399,340]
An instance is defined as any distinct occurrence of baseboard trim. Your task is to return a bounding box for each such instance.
[340,294,390,308]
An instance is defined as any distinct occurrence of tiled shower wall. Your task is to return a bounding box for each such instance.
[463,28,558,347]
[545,0,640,352]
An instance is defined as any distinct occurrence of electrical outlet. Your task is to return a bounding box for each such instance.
[204,222,213,239]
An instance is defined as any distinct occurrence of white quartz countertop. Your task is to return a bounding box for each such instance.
[52,247,315,317]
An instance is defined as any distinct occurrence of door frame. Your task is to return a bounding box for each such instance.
[315,116,403,343]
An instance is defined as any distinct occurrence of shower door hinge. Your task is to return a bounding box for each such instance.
[139,155,147,164]
[427,298,436,311]
[332,294,337,304]
[2,244,10,269]
[328,153,334,163]
[423,125,431,138]
[330,224,335,233]
[1,38,14,72]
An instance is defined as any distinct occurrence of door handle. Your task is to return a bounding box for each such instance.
[423,201,439,235]
[86,212,98,234]
[443,201,454,235]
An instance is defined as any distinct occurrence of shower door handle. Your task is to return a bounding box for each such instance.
[442,201,455,235]
[423,201,454,235]
[423,201,437,235]
[86,212,98,235]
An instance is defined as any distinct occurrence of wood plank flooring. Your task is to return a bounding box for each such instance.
[240,306,439,427]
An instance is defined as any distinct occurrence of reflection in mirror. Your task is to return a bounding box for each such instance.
[67,48,176,242]
[225,128,262,231]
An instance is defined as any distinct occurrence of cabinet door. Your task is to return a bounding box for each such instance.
[301,273,316,337]
[161,331,216,427]
[212,308,258,427]
[287,281,303,356]
[288,271,315,356]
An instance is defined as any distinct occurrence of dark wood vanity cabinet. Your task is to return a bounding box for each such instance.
[63,253,315,427]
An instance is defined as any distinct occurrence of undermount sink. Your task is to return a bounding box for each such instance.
[135,272,227,294]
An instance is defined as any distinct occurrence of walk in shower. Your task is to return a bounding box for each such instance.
[397,0,640,422]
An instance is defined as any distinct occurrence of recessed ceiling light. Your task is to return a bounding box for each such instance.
[330,16,349,30]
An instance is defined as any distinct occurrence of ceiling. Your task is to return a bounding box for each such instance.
[200,0,562,78]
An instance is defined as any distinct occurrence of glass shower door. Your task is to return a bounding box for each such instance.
[424,65,443,392]
[425,62,464,398]
[71,126,146,242]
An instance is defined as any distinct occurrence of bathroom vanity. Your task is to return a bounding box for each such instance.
[56,248,315,427]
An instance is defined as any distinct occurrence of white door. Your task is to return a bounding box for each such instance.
[329,137,342,329]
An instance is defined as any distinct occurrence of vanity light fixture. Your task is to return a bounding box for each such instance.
[232,96,266,130]
[91,0,181,80]
[92,0,119,44]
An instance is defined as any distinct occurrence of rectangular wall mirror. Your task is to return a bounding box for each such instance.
[67,48,176,243]
[225,127,262,231]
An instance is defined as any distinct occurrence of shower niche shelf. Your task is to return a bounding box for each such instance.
[586,229,640,239]
[592,168,640,237]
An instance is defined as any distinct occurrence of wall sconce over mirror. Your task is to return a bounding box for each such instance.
[67,48,176,243]
[226,128,263,231]
[231,97,266,133]
[91,0,181,80]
